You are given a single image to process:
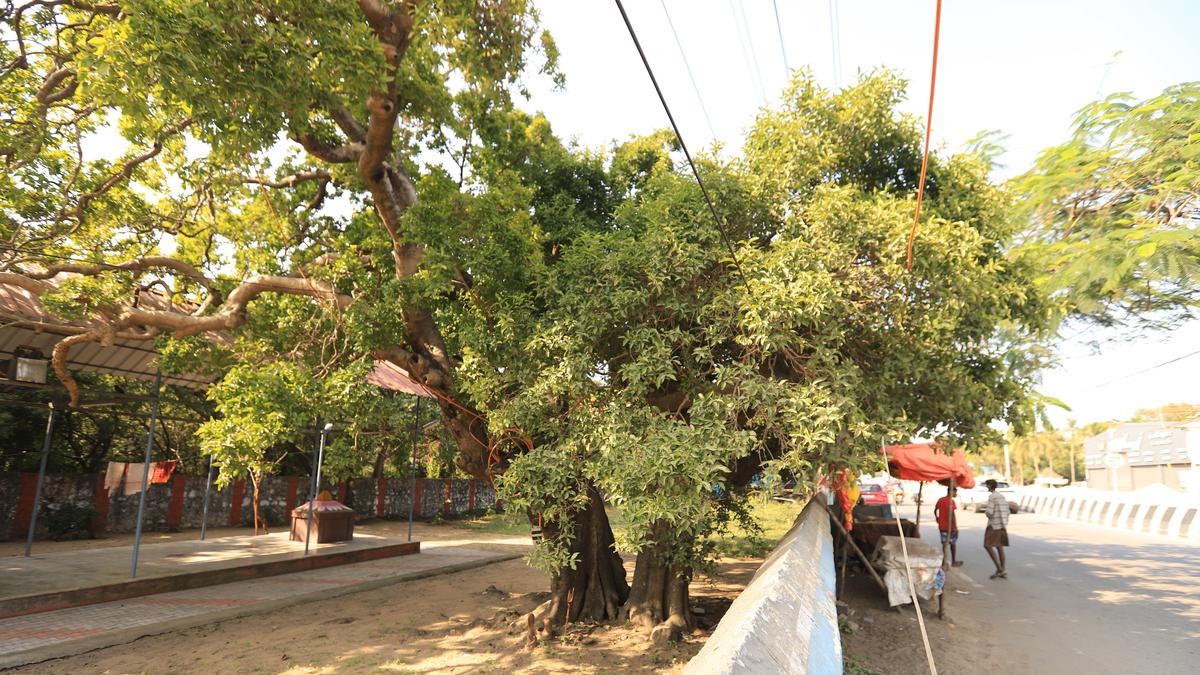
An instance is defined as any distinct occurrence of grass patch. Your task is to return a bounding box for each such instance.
[710,497,804,558]
[439,499,800,560]
[444,509,531,535]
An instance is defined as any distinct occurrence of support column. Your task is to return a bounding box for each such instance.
[23,406,58,556]
[130,371,163,578]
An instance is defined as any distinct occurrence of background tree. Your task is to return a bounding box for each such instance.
[1013,83,1200,331]
[1132,402,1200,422]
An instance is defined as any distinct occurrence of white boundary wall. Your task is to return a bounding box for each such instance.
[1019,487,1200,540]
[684,498,842,675]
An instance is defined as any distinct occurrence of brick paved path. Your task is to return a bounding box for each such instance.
[0,543,519,669]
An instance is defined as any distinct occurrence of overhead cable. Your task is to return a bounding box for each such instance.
[611,0,751,292]
[736,0,768,101]
[773,0,789,74]
[828,0,843,87]
[905,0,944,272]
[1080,347,1200,392]
[659,0,717,140]
[727,0,765,103]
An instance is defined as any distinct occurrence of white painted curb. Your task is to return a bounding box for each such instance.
[684,498,842,675]
[1019,488,1199,541]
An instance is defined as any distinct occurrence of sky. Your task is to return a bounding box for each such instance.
[517,0,1200,428]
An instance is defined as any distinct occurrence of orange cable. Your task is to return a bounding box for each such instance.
[905,0,943,272]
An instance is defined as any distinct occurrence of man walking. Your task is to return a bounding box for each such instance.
[934,484,963,567]
[983,479,1009,579]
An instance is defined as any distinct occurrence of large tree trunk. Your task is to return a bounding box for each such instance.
[622,521,695,646]
[533,486,628,640]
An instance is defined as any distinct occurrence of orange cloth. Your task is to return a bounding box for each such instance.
[882,444,975,489]
[150,460,178,484]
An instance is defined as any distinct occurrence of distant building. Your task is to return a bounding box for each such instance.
[1083,421,1200,492]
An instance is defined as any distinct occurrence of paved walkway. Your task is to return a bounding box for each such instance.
[0,542,521,669]
[1,529,407,600]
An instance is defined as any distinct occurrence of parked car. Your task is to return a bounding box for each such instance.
[857,483,891,506]
[961,481,1019,514]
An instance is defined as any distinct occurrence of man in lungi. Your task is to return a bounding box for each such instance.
[983,479,1010,579]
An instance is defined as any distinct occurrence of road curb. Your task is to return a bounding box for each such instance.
[0,551,523,670]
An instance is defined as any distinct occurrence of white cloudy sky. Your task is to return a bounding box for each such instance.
[519,0,1200,427]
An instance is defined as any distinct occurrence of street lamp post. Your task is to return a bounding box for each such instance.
[304,422,333,556]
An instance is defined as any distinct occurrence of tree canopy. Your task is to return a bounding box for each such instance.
[1013,83,1200,330]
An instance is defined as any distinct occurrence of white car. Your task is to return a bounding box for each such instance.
[960,481,1019,514]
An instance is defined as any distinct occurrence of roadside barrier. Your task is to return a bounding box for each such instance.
[1019,488,1199,541]
[683,497,842,675]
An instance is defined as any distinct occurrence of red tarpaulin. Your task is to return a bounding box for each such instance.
[882,443,975,489]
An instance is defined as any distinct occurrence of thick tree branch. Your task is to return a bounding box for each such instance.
[242,170,331,190]
[329,104,368,143]
[295,134,363,164]
[2,268,351,406]
[57,120,191,223]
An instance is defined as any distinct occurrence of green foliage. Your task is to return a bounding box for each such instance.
[1013,83,1200,329]
[196,358,420,484]
[197,362,316,486]
[489,71,1050,575]
[1132,402,1200,422]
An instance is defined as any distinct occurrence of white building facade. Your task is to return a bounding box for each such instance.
[1084,421,1200,493]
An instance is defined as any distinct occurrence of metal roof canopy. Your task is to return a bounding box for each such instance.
[1,276,434,397]
[0,278,214,390]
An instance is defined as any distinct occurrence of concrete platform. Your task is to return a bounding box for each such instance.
[0,530,419,619]
[0,543,519,670]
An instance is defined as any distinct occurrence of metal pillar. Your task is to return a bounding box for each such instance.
[130,371,163,578]
[407,398,421,542]
[24,405,59,557]
[199,453,214,540]
[304,422,332,556]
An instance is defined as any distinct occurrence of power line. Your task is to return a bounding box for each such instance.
[772,0,789,75]
[726,0,764,103]
[828,0,843,88]
[736,1,768,101]
[659,0,717,140]
[611,0,750,292]
[1085,348,1200,391]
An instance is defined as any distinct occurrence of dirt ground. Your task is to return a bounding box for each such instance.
[837,567,992,675]
[12,528,761,674]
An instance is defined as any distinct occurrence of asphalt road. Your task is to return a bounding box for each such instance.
[893,498,1199,675]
